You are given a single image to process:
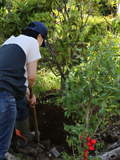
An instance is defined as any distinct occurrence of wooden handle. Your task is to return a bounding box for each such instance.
[29,88,33,99]
[29,88,40,142]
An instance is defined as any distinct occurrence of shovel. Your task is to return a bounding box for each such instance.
[29,88,40,142]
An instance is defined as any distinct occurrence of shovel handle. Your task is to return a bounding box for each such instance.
[29,88,40,142]
[29,88,33,99]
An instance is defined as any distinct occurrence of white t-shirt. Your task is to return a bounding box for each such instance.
[0,35,41,100]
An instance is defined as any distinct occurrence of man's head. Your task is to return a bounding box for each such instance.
[23,21,48,47]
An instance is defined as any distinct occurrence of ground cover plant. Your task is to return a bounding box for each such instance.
[33,66,61,99]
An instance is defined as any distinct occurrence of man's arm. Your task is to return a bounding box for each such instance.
[27,60,38,88]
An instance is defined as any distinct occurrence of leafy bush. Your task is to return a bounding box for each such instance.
[60,34,120,159]
[0,0,52,44]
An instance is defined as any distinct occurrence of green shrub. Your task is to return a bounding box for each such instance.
[60,34,120,159]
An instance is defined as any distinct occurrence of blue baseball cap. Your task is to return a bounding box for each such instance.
[26,21,48,47]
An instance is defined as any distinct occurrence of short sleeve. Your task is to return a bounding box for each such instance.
[26,39,41,64]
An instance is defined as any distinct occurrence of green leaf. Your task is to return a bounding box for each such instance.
[99,108,106,117]
[56,55,62,63]
[76,48,82,52]
[116,109,120,115]
[92,98,98,105]
[101,101,107,108]
[72,136,78,142]
[64,124,70,132]
[110,41,114,46]
[106,109,112,112]
[115,67,120,74]
[110,105,117,108]
[66,138,72,147]
[108,96,116,99]
[77,145,81,151]
[104,121,109,125]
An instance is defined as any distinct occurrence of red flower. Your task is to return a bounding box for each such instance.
[80,136,97,160]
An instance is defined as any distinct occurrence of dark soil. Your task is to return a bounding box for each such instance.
[9,90,74,160]
[9,90,120,160]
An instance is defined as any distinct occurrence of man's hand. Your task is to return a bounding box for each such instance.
[26,90,36,108]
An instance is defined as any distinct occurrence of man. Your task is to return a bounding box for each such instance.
[0,21,48,159]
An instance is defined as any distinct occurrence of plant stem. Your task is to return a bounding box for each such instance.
[72,140,76,160]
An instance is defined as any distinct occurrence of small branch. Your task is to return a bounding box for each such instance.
[46,39,56,59]
[56,61,66,80]
[60,8,66,21]
[80,66,83,74]
[74,35,80,46]
[47,61,60,77]
[82,90,85,110]
[72,140,76,160]
[81,2,93,30]
[103,70,111,84]
[80,104,86,113]
[94,117,104,135]
[103,16,112,27]
[86,97,93,128]
[86,77,93,128]
[95,55,103,71]
[64,63,72,77]
[83,11,90,28]
[78,1,81,11]
[93,123,111,137]
[64,0,69,20]
[86,108,89,128]
[80,1,83,25]
[88,98,93,109]
[101,4,112,28]
[58,10,62,23]
[89,105,97,115]
[89,77,92,98]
